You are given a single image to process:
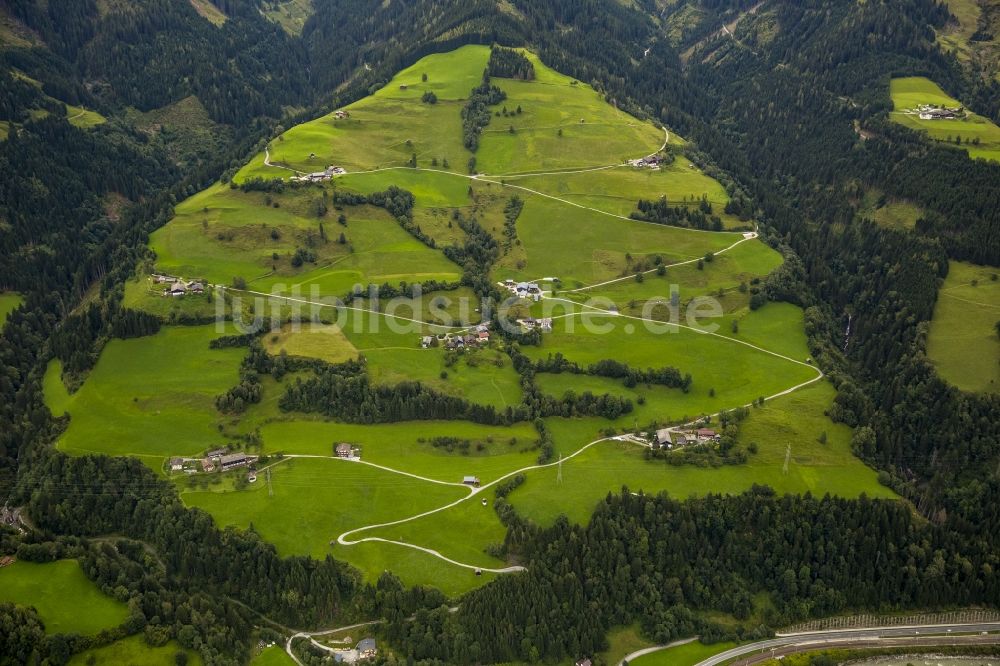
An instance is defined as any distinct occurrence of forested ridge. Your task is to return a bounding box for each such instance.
[0,0,999,663]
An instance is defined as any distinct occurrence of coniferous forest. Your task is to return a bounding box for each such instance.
[1,0,999,664]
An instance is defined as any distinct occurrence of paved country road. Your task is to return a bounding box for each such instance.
[620,622,1000,666]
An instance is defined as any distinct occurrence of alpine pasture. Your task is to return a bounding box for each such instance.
[926,260,1000,393]
[0,559,130,635]
[44,46,895,594]
[890,76,1000,162]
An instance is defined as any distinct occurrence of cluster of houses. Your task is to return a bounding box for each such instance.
[653,427,720,449]
[502,279,546,301]
[153,274,206,297]
[916,104,965,120]
[627,154,665,169]
[291,165,347,183]
[423,323,491,350]
[168,449,258,476]
[516,317,553,332]
[335,443,361,460]
[332,638,377,663]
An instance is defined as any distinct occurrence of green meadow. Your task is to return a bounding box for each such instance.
[150,187,460,296]
[0,559,130,635]
[257,419,539,482]
[497,196,741,287]
[0,291,22,325]
[508,380,893,527]
[50,45,897,595]
[69,635,202,666]
[521,305,819,419]
[926,260,1000,393]
[178,456,476,595]
[44,324,243,461]
[890,77,1000,163]
[508,161,736,222]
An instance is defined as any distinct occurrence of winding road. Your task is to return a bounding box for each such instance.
[239,124,826,577]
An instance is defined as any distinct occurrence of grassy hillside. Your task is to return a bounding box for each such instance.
[0,292,22,325]
[44,324,244,461]
[69,636,202,666]
[0,560,130,635]
[927,260,1000,393]
[890,77,1000,162]
[53,45,892,595]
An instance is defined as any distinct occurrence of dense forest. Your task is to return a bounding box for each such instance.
[1,0,999,663]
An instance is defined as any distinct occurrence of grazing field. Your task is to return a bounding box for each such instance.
[890,77,1000,163]
[178,456,472,593]
[252,644,296,666]
[260,0,314,35]
[0,291,22,325]
[264,322,360,364]
[497,197,740,288]
[0,559,130,635]
[926,260,1000,393]
[68,635,202,666]
[44,324,243,461]
[150,187,460,296]
[66,45,893,596]
[508,160,737,222]
[508,380,893,526]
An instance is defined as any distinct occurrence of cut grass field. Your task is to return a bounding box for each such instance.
[64,44,895,598]
[890,77,1000,163]
[926,260,1000,393]
[508,380,893,527]
[150,187,461,296]
[69,635,203,666]
[178,456,477,595]
[522,303,819,421]
[509,163,741,226]
[44,324,244,461]
[0,291,22,325]
[260,0,314,35]
[497,196,742,288]
[0,559,130,635]
[253,644,296,665]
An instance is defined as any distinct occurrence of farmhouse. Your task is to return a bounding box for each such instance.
[169,457,184,471]
[462,475,481,487]
[292,165,346,183]
[421,335,433,348]
[357,639,377,658]
[654,429,673,448]
[917,104,963,120]
[335,443,354,458]
[220,452,252,471]
[697,428,718,441]
[627,155,663,169]
[576,659,593,666]
[201,458,215,473]
[167,283,187,297]
[334,110,350,119]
